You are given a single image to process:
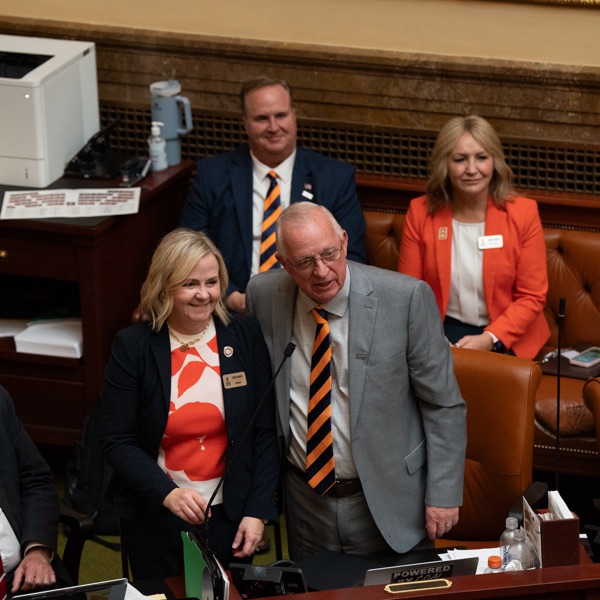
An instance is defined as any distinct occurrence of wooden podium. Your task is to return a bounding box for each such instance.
[0,160,194,445]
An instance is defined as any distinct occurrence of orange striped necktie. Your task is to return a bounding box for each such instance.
[259,170,282,272]
[306,305,336,495]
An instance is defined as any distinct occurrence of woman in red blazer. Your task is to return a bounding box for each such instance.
[398,115,549,359]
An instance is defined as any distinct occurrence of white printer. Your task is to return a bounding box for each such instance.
[0,34,100,187]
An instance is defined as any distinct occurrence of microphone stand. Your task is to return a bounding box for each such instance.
[198,342,296,550]
[555,297,566,492]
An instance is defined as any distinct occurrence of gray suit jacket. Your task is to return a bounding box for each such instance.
[246,261,466,553]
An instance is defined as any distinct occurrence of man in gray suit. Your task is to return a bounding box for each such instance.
[246,202,466,560]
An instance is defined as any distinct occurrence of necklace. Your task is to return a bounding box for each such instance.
[167,320,210,352]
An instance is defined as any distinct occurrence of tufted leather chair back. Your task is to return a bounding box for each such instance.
[448,347,541,541]
[541,228,600,355]
[584,378,600,452]
[363,210,404,272]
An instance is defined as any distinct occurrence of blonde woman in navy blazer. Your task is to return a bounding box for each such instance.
[100,229,278,579]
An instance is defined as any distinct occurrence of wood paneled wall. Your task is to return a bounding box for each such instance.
[4,16,600,228]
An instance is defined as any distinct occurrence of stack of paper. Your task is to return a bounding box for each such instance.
[548,490,574,519]
[14,319,83,358]
[440,547,500,575]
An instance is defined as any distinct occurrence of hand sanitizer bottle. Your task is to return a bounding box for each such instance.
[148,121,168,172]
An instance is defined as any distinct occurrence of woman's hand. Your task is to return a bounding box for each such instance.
[163,488,208,525]
[454,332,494,351]
[231,516,266,558]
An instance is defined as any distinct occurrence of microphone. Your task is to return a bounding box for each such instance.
[198,342,296,550]
[555,297,566,491]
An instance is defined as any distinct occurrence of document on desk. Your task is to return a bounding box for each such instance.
[1,188,141,220]
[440,547,500,575]
[125,582,158,600]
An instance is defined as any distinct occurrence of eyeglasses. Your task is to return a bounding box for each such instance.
[288,245,343,272]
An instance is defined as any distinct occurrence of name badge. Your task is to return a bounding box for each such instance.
[302,190,314,200]
[478,234,503,250]
[223,372,248,389]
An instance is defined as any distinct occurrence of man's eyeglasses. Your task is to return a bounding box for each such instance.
[288,245,343,272]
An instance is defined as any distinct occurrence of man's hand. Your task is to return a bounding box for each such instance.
[163,488,209,525]
[231,516,265,558]
[11,547,56,593]
[425,505,460,540]
[225,291,248,315]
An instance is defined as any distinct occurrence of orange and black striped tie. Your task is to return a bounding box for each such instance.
[259,170,281,272]
[306,305,336,495]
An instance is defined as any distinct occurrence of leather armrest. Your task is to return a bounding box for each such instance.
[509,481,548,526]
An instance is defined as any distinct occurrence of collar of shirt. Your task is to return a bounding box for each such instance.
[250,149,296,187]
[297,265,351,319]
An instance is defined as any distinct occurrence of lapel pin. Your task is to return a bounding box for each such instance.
[224,346,233,357]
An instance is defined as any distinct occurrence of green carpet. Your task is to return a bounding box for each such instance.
[48,444,289,584]
[58,522,288,584]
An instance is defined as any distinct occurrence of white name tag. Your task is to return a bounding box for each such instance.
[223,372,248,388]
[302,190,314,200]
[478,234,503,250]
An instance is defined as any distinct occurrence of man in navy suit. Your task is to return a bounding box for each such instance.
[180,76,366,316]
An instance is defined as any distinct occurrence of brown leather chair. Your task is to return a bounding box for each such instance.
[584,377,600,444]
[441,347,544,546]
[583,377,600,525]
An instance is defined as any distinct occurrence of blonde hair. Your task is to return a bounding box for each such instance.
[426,115,515,213]
[139,228,230,331]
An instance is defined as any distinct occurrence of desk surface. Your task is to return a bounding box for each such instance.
[165,547,600,600]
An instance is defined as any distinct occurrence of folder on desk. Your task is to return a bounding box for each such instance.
[523,491,580,567]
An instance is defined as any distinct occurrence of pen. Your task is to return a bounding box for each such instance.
[541,350,558,364]
[540,348,572,363]
[141,158,152,178]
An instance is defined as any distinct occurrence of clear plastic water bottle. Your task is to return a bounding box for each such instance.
[484,555,503,573]
[499,516,518,568]
[506,527,536,570]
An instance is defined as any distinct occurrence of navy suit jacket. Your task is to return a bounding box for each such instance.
[179,145,366,296]
[100,315,280,526]
[0,385,63,582]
